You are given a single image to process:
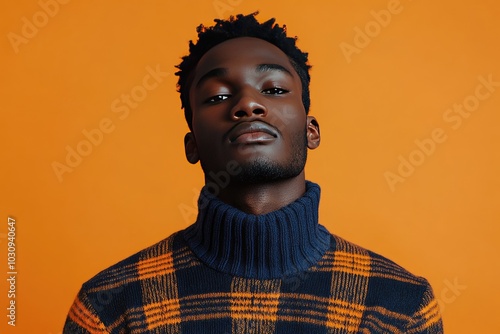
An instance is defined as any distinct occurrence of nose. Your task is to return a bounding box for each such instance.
[230,89,268,120]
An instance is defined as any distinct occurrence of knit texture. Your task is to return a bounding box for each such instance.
[63,182,443,333]
[183,181,331,279]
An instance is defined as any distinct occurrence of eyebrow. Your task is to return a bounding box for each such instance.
[255,63,294,77]
[195,63,294,88]
[195,68,228,88]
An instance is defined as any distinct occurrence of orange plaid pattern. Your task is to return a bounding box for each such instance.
[64,233,443,333]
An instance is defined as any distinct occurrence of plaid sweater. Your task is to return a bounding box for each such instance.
[64,182,443,333]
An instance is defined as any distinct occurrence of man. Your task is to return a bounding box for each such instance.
[64,13,444,333]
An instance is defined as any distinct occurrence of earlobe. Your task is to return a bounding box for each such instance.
[184,132,199,164]
[306,116,320,150]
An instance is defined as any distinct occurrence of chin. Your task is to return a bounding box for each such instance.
[231,157,306,185]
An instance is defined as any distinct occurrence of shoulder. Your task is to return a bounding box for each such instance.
[329,233,430,285]
[81,232,181,294]
[323,234,443,332]
[326,234,436,313]
[64,232,187,331]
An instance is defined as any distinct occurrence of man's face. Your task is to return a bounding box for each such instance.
[185,37,319,184]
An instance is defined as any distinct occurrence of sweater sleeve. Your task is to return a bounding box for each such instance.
[406,281,444,333]
[63,288,110,334]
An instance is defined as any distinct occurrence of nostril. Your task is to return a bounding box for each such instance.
[234,110,247,118]
[253,108,265,115]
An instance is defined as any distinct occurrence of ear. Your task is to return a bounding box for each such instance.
[306,116,320,149]
[184,132,199,164]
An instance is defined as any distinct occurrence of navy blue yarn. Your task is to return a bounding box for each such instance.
[182,181,331,279]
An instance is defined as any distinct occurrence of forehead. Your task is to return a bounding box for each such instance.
[192,37,296,81]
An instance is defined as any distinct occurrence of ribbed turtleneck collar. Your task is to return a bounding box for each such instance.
[182,181,331,279]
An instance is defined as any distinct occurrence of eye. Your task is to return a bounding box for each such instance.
[204,95,230,104]
[262,87,289,95]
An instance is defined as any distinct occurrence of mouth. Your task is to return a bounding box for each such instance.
[227,121,278,144]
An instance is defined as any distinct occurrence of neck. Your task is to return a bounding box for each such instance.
[182,180,331,279]
[208,172,307,215]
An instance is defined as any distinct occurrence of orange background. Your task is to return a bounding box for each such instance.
[1,0,499,333]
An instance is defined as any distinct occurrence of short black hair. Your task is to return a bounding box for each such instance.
[175,12,312,130]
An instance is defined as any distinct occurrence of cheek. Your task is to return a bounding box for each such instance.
[267,97,306,128]
[276,111,307,138]
[194,125,224,152]
[191,118,224,157]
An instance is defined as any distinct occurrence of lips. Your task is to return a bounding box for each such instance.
[227,121,278,144]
